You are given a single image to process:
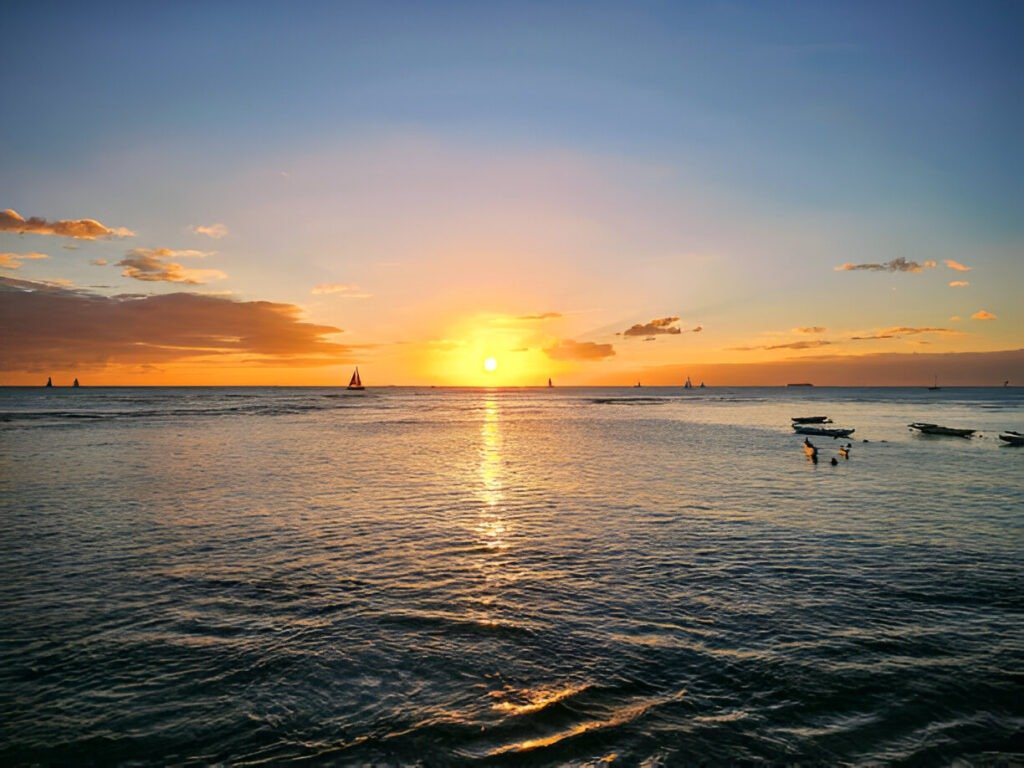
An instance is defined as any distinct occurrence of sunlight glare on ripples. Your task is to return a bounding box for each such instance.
[476,394,509,551]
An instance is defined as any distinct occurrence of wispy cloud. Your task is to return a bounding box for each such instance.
[849,326,960,341]
[971,310,996,321]
[311,283,372,298]
[731,339,834,351]
[0,276,350,371]
[623,316,681,337]
[91,258,109,266]
[544,339,615,361]
[835,257,936,273]
[793,326,826,334]
[948,280,969,287]
[118,248,225,284]
[944,259,972,272]
[0,251,48,269]
[0,208,134,239]
[192,223,229,239]
[516,311,562,321]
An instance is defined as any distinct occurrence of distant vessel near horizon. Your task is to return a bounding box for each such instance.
[45,376,52,388]
[347,367,364,391]
[548,377,553,388]
[787,383,813,387]
[73,378,80,388]
[928,375,941,391]
[684,376,693,389]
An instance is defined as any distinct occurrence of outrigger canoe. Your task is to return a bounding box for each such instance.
[793,424,855,438]
[908,423,975,437]
[791,416,831,424]
[999,430,1024,445]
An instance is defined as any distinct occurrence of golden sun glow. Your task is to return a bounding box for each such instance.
[484,356,498,372]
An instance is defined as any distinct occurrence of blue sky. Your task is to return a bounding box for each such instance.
[2,1,1021,384]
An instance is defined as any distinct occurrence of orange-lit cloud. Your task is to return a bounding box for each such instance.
[544,339,615,360]
[118,248,225,284]
[0,276,348,372]
[0,251,48,269]
[91,258,109,266]
[944,259,972,272]
[311,283,372,298]
[623,316,681,337]
[0,208,134,239]
[835,257,935,273]
[949,280,969,287]
[192,223,229,239]
[794,326,826,334]
[971,310,996,320]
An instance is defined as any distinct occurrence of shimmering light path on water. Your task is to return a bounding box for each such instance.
[1,387,1022,764]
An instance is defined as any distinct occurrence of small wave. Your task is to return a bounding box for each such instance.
[377,610,539,638]
[488,683,592,717]
[485,688,687,756]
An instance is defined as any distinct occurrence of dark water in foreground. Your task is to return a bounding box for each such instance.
[1,387,1022,765]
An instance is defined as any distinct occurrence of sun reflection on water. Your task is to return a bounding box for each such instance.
[477,394,509,551]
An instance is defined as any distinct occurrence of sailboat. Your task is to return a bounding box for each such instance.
[547,378,553,388]
[928,375,940,391]
[45,376,53,388]
[347,367,365,391]
[73,378,80,388]
[684,376,693,389]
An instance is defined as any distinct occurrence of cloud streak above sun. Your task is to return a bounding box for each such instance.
[0,209,134,239]
[311,283,371,298]
[117,248,225,284]
[0,276,349,371]
[544,339,615,361]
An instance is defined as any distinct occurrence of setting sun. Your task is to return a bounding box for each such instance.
[483,357,498,372]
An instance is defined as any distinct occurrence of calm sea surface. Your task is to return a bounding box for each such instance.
[1,386,1022,765]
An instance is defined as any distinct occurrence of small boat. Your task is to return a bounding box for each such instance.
[787,383,813,387]
[699,382,706,389]
[802,438,818,462]
[791,416,831,424]
[998,431,1024,445]
[927,375,941,391]
[347,367,365,391]
[547,377,553,388]
[684,376,693,389]
[908,422,975,437]
[635,382,642,388]
[45,376,53,388]
[793,424,855,438]
[73,378,80,388]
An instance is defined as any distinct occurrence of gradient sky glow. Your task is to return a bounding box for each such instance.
[2,1,1022,385]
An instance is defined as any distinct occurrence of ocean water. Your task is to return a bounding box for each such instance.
[1,386,1021,765]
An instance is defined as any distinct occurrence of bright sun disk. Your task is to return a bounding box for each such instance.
[484,357,498,372]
